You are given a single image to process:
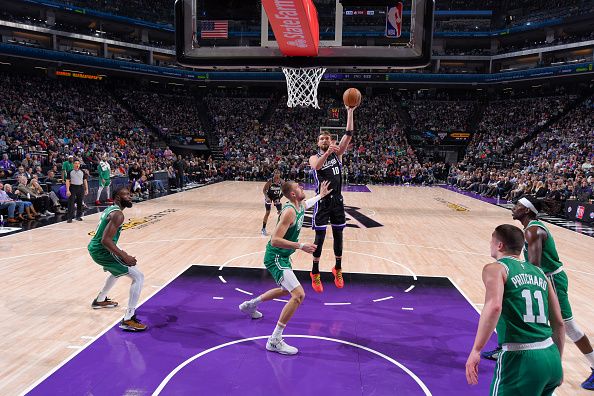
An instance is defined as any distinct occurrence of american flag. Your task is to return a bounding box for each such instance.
[200,20,228,39]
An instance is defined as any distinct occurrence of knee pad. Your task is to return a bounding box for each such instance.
[313,229,326,258]
[332,227,343,257]
[565,318,585,342]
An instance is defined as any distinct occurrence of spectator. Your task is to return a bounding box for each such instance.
[3,183,38,219]
[15,175,53,217]
[0,183,20,223]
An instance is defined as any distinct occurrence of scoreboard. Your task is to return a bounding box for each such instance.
[327,106,342,122]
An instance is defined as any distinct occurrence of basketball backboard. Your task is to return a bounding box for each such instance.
[175,0,434,69]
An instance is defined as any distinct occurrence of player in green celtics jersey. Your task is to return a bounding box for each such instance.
[239,180,331,355]
[466,224,565,395]
[88,186,147,332]
[96,154,113,206]
[515,196,594,390]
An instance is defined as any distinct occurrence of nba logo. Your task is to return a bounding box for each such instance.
[386,2,403,38]
[576,206,585,219]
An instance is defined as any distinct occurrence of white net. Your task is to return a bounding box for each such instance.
[282,67,326,108]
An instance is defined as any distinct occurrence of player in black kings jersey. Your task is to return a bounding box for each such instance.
[308,105,356,292]
[261,170,284,235]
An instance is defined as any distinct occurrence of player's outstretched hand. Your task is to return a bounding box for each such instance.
[345,104,358,112]
[319,180,333,198]
[300,243,317,254]
[465,350,480,385]
[327,145,340,154]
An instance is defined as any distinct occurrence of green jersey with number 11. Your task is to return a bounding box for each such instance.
[495,256,552,344]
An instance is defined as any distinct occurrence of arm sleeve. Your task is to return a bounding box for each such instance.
[305,194,322,209]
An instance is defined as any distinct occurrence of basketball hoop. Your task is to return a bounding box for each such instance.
[282,67,326,108]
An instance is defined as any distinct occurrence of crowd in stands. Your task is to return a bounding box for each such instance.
[464,94,575,164]
[0,72,217,223]
[451,94,593,215]
[206,90,446,185]
[408,101,475,137]
[1,70,592,225]
[116,87,204,145]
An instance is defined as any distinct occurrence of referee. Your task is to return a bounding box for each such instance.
[66,159,88,223]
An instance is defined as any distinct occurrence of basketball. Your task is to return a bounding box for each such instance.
[343,88,362,107]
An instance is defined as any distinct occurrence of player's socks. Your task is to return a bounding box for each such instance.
[332,266,344,289]
[249,296,262,306]
[585,351,594,368]
[335,257,342,270]
[271,322,286,340]
[312,260,320,274]
[96,292,107,302]
[124,308,136,321]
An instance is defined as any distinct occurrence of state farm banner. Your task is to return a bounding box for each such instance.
[262,0,320,56]
[386,2,403,38]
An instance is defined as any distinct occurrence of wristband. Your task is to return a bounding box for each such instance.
[298,243,304,250]
[345,130,353,136]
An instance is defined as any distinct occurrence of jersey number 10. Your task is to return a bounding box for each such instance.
[332,167,340,176]
[521,289,547,324]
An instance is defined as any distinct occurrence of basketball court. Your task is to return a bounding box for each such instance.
[2,182,592,395]
[1,1,592,395]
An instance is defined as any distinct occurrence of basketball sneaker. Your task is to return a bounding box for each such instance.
[481,346,502,361]
[261,228,267,236]
[95,200,101,206]
[332,266,344,289]
[119,315,148,332]
[239,301,263,319]
[91,297,118,309]
[582,368,594,390]
[266,337,298,355]
[310,272,323,293]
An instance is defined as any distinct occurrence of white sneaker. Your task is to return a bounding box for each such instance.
[44,210,55,216]
[239,301,262,319]
[261,228,267,236]
[266,337,298,355]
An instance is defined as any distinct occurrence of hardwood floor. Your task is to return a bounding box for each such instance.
[1,181,591,395]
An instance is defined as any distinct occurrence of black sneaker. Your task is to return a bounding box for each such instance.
[76,217,83,221]
[481,346,502,361]
[119,315,148,332]
[91,297,118,309]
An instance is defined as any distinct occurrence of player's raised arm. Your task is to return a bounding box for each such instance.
[305,181,332,209]
[337,106,356,156]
